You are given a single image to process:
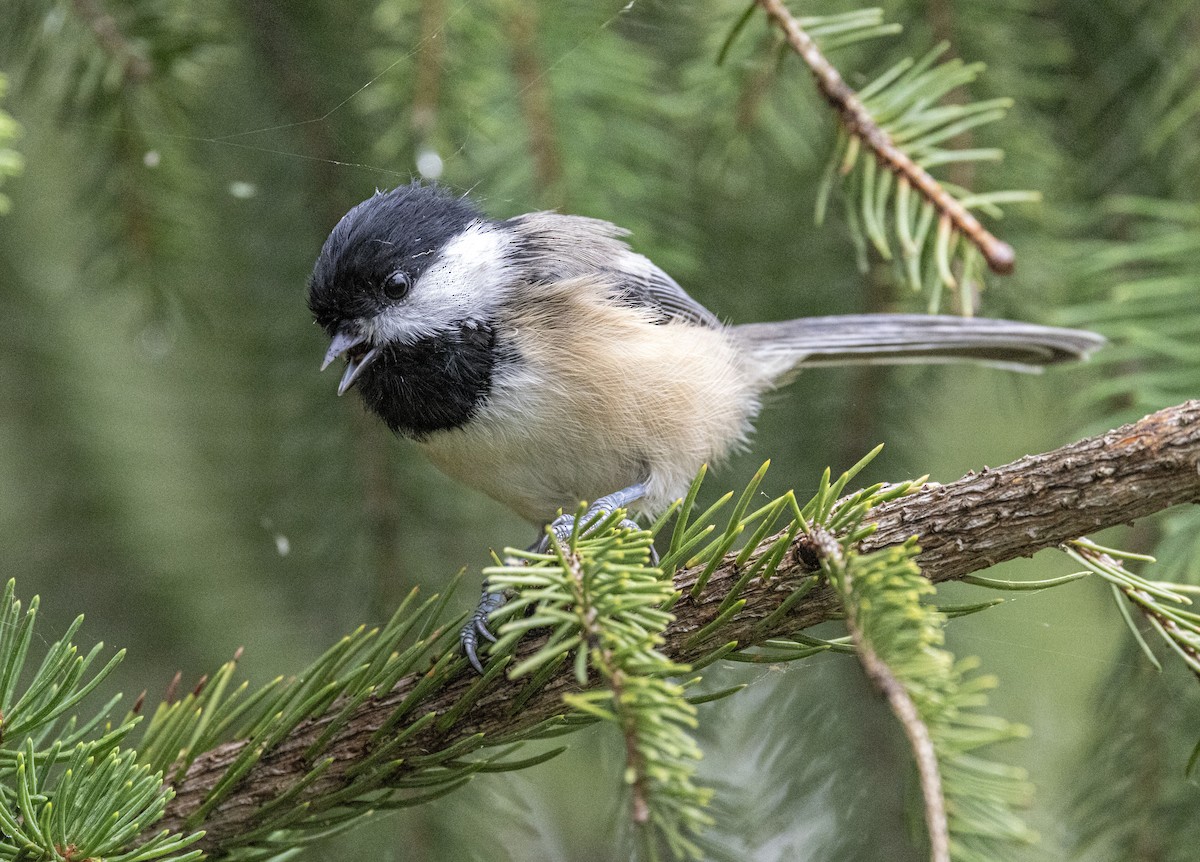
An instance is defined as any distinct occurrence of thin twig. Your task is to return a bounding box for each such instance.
[755,0,1016,274]
[826,526,950,862]
[1070,543,1200,681]
[853,634,949,862]
[563,548,651,824]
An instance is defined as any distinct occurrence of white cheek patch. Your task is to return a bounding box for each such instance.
[368,222,515,344]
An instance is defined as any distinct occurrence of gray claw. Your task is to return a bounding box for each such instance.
[534,498,657,560]
[461,590,507,674]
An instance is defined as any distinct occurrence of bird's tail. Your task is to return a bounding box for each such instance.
[733,314,1104,384]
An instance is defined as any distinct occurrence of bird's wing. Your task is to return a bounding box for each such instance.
[604,256,722,328]
[506,211,721,328]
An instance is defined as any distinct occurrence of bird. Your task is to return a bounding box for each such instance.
[308,182,1104,670]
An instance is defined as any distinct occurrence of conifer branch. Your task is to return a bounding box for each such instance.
[755,0,1016,275]
[861,398,1200,579]
[150,399,1200,853]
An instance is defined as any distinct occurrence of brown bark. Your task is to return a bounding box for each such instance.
[157,400,1200,852]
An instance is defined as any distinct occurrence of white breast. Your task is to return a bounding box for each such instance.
[417,279,768,524]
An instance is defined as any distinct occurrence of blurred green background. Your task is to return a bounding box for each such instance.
[1,1,1198,859]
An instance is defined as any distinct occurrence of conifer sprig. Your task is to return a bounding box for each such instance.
[0,580,129,762]
[466,456,917,858]
[0,742,204,862]
[745,0,1034,311]
[0,579,202,862]
[822,531,1037,862]
[1066,538,1200,679]
[486,510,713,859]
[2,0,214,304]
[1062,200,1200,668]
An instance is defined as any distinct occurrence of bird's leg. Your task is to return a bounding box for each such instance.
[459,481,654,673]
[534,481,653,557]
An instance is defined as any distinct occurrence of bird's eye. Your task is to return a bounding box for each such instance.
[383,270,411,300]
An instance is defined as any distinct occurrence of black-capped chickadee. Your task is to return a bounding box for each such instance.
[308,183,1103,669]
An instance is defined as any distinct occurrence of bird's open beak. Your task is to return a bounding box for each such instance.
[321,328,382,396]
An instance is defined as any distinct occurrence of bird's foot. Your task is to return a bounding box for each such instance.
[461,589,507,674]
[459,481,656,673]
[533,482,658,563]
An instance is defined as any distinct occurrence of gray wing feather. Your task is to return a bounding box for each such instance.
[507,211,720,328]
[605,260,721,328]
